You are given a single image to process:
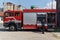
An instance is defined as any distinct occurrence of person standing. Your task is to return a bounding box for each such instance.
[41,19,45,34]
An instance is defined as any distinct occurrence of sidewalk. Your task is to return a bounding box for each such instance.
[53,32,60,39]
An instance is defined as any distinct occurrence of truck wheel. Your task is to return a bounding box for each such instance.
[9,25,17,31]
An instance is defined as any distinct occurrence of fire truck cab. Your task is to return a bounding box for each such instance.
[3,9,56,31]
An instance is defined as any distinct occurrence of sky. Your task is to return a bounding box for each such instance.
[0,0,56,9]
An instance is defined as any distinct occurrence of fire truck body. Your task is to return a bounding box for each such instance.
[23,9,56,30]
[3,9,56,31]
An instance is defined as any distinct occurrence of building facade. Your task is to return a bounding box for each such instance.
[56,0,60,27]
[3,2,22,12]
[3,2,14,12]
[0,12,4,23]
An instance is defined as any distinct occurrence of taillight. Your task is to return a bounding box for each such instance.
[37,23,42,27]
[45,24,47,26]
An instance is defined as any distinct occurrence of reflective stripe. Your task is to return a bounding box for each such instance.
[4,17,22,23]
[37,23,42,26]
[23,24,36,25]
[37,23,48,26]
[45,24,47,26]
[5,17,16,20]
[14,20,22,23]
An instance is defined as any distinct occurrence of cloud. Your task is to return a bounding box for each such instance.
[43,1,56,9]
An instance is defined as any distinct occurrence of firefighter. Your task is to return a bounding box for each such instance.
[41,19,45,34]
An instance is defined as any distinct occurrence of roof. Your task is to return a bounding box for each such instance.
[7,2,12,4]
[0,12,4,17]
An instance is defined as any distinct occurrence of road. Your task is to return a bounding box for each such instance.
[0,32,60,40]
[0,23,60,40]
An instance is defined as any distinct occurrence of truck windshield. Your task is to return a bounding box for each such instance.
[15,12,20,16]
[5,12,14,17]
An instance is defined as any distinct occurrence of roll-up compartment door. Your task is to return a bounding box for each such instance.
[23,13,37,25]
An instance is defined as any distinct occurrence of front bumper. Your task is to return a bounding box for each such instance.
[3,23,9,27]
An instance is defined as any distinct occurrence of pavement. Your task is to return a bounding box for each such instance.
[0,21,60,40]
[53,32,60,39]
[0,32,59,40]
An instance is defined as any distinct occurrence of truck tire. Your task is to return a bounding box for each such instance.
[9,25,17,31]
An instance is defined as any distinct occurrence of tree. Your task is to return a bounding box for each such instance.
[31,5,35,9]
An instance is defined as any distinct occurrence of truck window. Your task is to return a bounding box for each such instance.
[5,13,9,17]
[5,12,14,17]
[9,12,14,16]
[15,12,20,16]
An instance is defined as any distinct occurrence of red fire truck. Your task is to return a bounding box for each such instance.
[3,9,56,31]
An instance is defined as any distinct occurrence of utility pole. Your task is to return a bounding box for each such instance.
[51,0,53,9]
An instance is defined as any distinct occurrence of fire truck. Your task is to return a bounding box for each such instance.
[3,9,56,31]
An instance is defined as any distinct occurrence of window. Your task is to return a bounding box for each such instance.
[15,12,20,16]
[9,13,14,16]
[5,12,14,17]
[5,13,9,17]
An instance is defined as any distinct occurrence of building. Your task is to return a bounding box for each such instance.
[3,2,14,12]
[0,8,4,23]
[3,2,22,12]
[0,12,4,23]
[56,0,60,27]
[0,8,3,12]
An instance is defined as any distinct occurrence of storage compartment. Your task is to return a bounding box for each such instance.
[23,13,37,29]
[47,13,56,28]
[37,13,47,27]
[23,13,37,25]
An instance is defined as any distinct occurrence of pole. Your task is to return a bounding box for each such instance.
[51,0,53,9]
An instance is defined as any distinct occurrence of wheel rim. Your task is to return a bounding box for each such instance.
[10,26,15,31]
